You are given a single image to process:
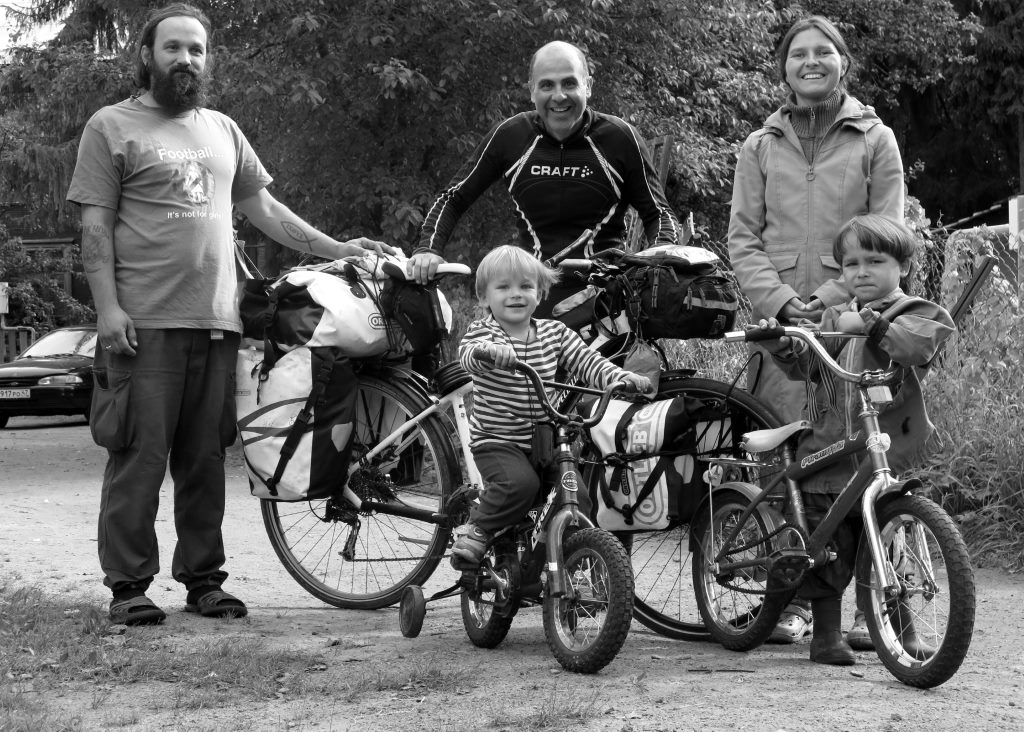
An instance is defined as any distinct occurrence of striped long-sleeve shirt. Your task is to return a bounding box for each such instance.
[459,315,629,449]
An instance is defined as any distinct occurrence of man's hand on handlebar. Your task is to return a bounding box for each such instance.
[407,251,446,285]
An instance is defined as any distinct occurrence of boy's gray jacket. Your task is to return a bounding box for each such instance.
[775,291,955,495]
[728,95,905,322]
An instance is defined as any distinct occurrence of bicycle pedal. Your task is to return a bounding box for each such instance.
[768,551,811,584]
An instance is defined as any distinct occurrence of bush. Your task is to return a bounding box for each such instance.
[908,227,1024,570]
[0,235,94,331]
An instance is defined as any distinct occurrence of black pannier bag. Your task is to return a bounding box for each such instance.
[606,244,739,340]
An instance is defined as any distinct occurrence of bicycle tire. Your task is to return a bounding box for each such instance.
[542,527,634,674]
[261,372,459,609]
[690,486,790,650]
[855,493,976,688]
[625,375,783,641]
[461,546,518,649]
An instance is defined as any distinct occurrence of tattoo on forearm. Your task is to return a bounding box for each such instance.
[281,220,317,252]
[81,224,112,273]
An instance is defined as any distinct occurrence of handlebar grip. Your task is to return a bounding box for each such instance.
[742,326,788,343]
[559,258,593,272]
[381,260,472,281]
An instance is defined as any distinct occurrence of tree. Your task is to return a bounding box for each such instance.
[0,0,980,271]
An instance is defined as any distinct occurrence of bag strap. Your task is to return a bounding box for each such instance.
[264,351,337,497]
[600,454,671,526]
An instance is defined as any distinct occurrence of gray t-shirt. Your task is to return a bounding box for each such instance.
[67,98,272,332]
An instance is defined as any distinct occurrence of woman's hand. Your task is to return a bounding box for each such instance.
[779,297,824,324]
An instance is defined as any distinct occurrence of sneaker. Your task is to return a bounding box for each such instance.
[451,523,489,565]
[846,609,874,651]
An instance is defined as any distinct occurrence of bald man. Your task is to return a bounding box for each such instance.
[412,41,679,317]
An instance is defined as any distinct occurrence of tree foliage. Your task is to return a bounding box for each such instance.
[0,0,998,274]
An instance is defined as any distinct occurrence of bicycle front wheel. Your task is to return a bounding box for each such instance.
[855,493,976,688]
[690,487,789,650]
[543,528,634,674]
[261,373,459,609]
[629,376,783,641]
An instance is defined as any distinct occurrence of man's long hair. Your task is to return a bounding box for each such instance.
[133,3,212,89]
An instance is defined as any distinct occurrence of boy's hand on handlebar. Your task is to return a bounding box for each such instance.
[407,251,446,285]
[619,373,654,395]
[474,343,519,371]
[836,310,867,334]
[745,318,795,354]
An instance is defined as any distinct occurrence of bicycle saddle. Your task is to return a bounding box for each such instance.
[740,420,812,453]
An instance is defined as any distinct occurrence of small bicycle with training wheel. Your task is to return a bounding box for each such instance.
[689,325,975,688]
[398,357,636,675]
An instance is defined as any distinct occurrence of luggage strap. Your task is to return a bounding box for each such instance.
[264,351,337,497]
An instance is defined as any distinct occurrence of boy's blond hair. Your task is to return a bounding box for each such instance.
[475,245,560,301]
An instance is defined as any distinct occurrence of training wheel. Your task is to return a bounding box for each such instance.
[399,585,427,638]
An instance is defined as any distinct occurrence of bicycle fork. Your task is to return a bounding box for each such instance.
[542,427,595,598]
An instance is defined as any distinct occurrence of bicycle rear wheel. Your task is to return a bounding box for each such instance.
[627,375,782,640]
[261,372,459,609]
[855,493,976,688]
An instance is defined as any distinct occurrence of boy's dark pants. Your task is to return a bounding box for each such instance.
[796,492,863,603]
[469,441,592,533]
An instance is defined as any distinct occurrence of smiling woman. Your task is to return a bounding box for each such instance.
[0,325,96,428]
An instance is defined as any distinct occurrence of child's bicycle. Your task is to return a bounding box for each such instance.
[690,324,976,688]
[398,356,637,674]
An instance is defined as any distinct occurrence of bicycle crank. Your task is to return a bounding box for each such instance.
[767,548,811,587]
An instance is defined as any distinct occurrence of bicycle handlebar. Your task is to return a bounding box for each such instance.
[724,326,901,386]
[470,351,637,428]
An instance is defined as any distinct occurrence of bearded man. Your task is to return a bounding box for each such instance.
[66,2,390,625]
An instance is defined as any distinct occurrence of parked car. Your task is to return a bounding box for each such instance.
[0,325,96,428]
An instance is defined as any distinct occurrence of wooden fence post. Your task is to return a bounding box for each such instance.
[1011,195,1024,312]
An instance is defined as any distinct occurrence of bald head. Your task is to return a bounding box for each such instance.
[528,41,590,86]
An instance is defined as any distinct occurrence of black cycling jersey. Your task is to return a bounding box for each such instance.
[416,109,679,263]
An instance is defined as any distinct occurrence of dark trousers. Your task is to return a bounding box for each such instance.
[796,491,862,601]
[93,329,239,594]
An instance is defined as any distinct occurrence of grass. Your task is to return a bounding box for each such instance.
[0,580,482,731]
[484,687,601,731]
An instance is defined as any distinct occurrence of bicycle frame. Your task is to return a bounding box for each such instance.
[708,330,932,602]
[340,370,481,525]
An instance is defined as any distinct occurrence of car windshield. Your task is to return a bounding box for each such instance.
[20,329,97,359]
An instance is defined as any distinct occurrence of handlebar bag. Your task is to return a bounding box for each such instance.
[235,345,357,501]
[607,245,739,340]
[587,394,727,529]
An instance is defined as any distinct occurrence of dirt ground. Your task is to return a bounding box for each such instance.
[2,416,1023,732]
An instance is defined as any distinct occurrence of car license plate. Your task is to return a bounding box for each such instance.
[0,388,30,399]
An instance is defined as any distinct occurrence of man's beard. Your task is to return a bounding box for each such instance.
[150,64,209,113]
